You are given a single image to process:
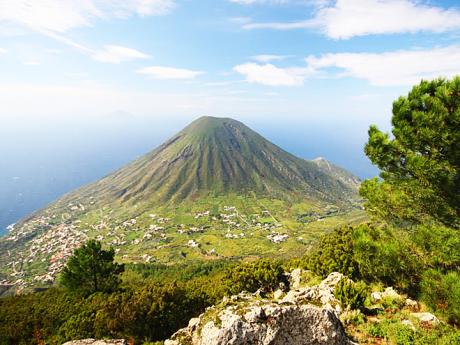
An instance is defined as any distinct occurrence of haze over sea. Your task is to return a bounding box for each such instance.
[1,113,382,235]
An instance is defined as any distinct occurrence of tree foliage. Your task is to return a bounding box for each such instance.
[224,259,286,295]
[60,240,124,296]
[360,77,460,228]
[302,225,359,279]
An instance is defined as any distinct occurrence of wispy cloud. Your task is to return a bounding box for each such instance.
[234,62,307,86]
[250,54,289,63]
[0,0,175,34]
[229,0,291,4]
[236,45,460,87]
[137,66,204,79]
[0,48,7,54]
[92,45,150,64]
[0,1,171,62]
[243,0,460,39]
[305,45,460,86]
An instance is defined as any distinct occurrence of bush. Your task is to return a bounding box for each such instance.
[302,225,358,279]
[224,259,286,295]
[421,270,460,325]
[333,278,368,310]
[352,225,422,291]
[302,223,422,292]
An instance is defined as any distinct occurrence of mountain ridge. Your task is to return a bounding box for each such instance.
[52,116,359,209]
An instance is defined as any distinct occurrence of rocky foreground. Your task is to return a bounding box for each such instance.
[65,270,442,345]
[165,271,353,345]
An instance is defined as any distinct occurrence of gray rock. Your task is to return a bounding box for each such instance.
[405,298,418,308]
[273,289,284,300]
[381,287,400,299]
[371,292,382,302]
[411,312,440,325]
[62,340,127,345]
[289,268,302,289]
[166,273,355,345]
[319,272,345,289]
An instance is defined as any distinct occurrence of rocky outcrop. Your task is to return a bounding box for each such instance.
[165,272,355,345]
[62,340,127,345]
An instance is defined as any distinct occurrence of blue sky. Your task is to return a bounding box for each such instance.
[1,0,460,123]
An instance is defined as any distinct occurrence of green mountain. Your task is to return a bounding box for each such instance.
[55,116,359,206]
[0,116,364,290]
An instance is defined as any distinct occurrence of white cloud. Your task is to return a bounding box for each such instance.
[23,60,41,66]
[0,1,171,63]
[244,0,460,39]
[305,45,460,86]
[0,0,175,34]
[92,45,150,64]
[137,66,204,79]
[234,62,307,86]
[229,0,290,4]
[0,48,7,54]
[250,54,288,63]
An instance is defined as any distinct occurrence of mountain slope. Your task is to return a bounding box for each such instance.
[55,116,359,208]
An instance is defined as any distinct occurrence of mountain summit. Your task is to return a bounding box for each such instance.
[67,116,359,206]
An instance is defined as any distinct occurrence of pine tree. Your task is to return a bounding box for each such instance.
[60,240,124,296]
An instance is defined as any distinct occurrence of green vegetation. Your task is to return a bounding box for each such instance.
[61,240,124,296]
[421,270,460,325]
[361,77,460,228]
[224,258,286,295]
[333,278,368,310]
[0,258,286,344]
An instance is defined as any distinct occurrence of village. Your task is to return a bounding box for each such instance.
[1,200,302,291]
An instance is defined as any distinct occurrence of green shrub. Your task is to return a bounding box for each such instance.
[380,295,406,310]
[340,309,364,326]
[224,259,286,295]
[302,225,358,279]
[391,323,415,345]
[333,278,368,310]
[421,269,460,325]
[366,321,387,338]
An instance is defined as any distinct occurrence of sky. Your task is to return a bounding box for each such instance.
[1,0,460,232]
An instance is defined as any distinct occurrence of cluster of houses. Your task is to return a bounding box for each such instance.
[5,215,53,243]
[2,203,294,288]
[4,220,88,288]
[267,232,289,243]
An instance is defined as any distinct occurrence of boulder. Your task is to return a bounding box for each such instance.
[289,268,302,289]
[273,289,284,300]
[411,312,440,325]
[165,273,355,345]
[381,287,401,299]
[405,298,418,308]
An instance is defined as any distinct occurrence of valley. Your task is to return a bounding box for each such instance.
[1,194,366,289]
